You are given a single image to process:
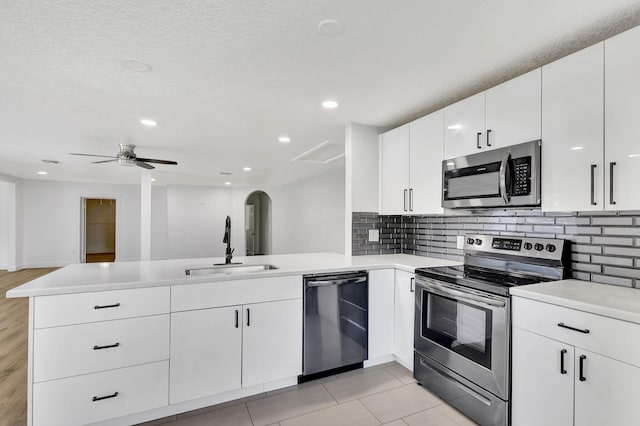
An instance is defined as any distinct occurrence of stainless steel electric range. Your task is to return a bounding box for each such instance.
[413,234,570,426]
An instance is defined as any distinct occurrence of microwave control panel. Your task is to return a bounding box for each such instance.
[512,157,531,196]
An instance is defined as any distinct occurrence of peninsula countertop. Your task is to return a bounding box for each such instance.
[6,253,461,298]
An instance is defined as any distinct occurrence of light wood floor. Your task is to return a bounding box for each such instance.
[0,268,58,426]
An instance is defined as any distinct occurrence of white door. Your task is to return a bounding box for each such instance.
[380,125,410,214]
[605,25,640,210]
[574,349,640,426]
[409,111,445,214]
[242,299,302,387]
[393,270,415,369]
[485,68,541,150]
[444,92,485,158]
[169,306,242,403]
[368,269,395,361]
[511,328,574,426]
[541,43,604,212]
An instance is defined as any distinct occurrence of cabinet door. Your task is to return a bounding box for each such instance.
[169,306,242,404]
[541,43,604,212]
[485,68,541,150]
[574,349,640,426]
[511,328,574,426]
[380,125,410,214]
[368,269,395,361]
[393,270,415,369]
[409,111,445,214]
[444,92,485,159]
[242,299,302,387]
[605,25,640,210]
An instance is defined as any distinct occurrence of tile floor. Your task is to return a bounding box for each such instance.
[141,362,477,426]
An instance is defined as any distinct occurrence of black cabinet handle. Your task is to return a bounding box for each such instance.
[92,391,118,402]
[609,161,617,205]
[246,308,250,327]
[94,303,120,310]
[557,322,590,334]
[560,349,567,374]
[404,189,408,212]
[486,129,492,147]
[93,342,120,350]
[476,132,482,149]
[235,310,239,328]
[409,188,413,212]
[410,277,415,293]
[590,164,597,206]
[579,355,587,382]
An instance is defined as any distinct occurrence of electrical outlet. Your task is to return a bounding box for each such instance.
[368,229,380,242]
[456,235,465,249]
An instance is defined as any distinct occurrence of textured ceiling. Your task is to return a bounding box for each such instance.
[1,0,640,186]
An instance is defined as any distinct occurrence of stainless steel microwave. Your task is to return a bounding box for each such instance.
[442,140,541,209]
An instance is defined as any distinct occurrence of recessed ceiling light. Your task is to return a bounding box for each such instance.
[318,19,343,37]
[37,171,48,175]
[629,154,640,158]
[571,146,584,150]
[279,136,291,143]
[150,178,156,182]
[447,124,462,130]
[224,182,231,185]
[121,59,152,73]
[322,100,338,109]
[140,119,157,127]
[243,167,252,171]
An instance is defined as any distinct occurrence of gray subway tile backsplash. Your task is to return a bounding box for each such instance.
[353,210,640,288]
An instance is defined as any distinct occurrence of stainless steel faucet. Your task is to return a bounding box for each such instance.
[222,215,234,264]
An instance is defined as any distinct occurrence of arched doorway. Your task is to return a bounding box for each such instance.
[245,191,272,256]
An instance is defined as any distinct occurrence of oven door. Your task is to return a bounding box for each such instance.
[414,276,510,399]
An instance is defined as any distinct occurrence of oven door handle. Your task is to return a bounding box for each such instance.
[417,280,506,308]
[499,152,511,205]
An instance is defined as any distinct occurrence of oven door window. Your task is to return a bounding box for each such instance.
[421,290,492,369]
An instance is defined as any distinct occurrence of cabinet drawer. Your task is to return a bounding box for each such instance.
[33,360,168,426]
[512,297,640,367]
[34,314,169,382]
[34,286,170,328]
[172,275,302,311]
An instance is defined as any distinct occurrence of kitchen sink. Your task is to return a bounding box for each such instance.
[185,264,279,276]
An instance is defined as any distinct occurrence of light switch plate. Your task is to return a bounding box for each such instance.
[368,229,380,242]
[456,235,465,249]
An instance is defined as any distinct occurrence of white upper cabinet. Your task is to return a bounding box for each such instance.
[380,124,410,215]
[605,25,640,210]
[380,111,444,215]
[541,43,604,212]
[444,92,485,159]
[409,111,445,214]
[485,68,541,150]
[444,69,541,159]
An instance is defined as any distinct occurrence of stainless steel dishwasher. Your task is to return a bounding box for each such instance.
[300,271,368,382]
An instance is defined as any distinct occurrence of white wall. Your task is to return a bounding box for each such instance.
[21,180,142,267]
[0,182,9,269]
[151,186,168,260]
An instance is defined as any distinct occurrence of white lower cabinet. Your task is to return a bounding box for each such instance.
[393,270,415,369]
[512,296,640,425]
[368,269,395,362]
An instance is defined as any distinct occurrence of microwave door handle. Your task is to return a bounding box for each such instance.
[499,152,511,205]
[418,280,505,308]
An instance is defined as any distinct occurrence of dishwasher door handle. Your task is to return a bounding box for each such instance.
[306,276,367,287]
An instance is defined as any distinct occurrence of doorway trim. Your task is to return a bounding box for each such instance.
[79,193,122,263]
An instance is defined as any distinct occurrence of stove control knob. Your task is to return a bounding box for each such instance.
[524,242,533,250]
[475,239,483,246]
[534,243,544,251]
[546,244,556,253]
[467,238,475,245]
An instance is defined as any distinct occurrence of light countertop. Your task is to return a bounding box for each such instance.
[6,253,461,298]
[510,279,640,325]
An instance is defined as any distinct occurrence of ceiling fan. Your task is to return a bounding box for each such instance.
[70,144,178,169]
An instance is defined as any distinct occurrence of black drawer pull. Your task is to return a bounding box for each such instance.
[560,349,567,375]
[92,391,118,402]
[579,355,587,382]
[235,310,239,328]
[94,303,120,310]
[93,342,120,350]
[557,322,590,334]
[246,308,251,327]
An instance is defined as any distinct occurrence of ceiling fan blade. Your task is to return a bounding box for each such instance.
[92,159,118,164]
[136,157,178,165]
[136,161,155,170]
[70,153,118,158]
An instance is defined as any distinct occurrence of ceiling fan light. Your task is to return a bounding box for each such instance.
[117,157,136,166]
